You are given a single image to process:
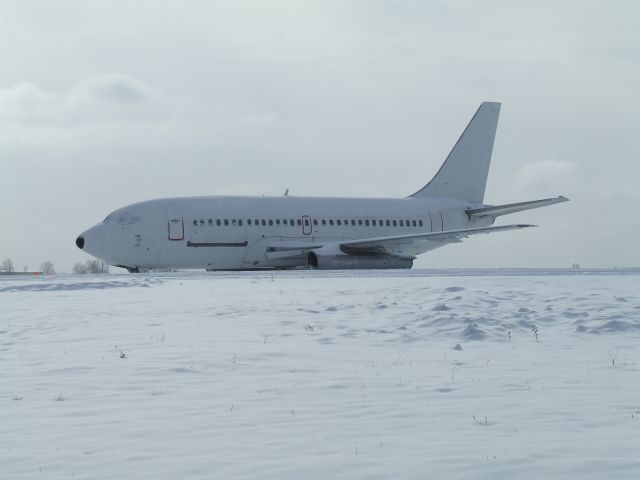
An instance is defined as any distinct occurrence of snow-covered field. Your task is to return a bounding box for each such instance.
[2,269,640,479]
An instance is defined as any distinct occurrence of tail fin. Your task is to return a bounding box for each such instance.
[410,102,501,203]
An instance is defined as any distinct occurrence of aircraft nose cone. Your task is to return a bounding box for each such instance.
[77,225,106,259]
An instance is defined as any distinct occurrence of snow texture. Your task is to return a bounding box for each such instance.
[2,269,640,479]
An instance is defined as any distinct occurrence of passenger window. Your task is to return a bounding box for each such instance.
[276,219,280,225]
[419,220,423,227]
[304,219,309,226]
[337,219,341,226]
[372,220,376,226]
[365,220,370,226]
[297,219,301,226]
[239,219,243,226]
[386,220,390,226]
[351,220,356,226]
[290,219,294,226]
[247,219,252,225]
[313,219,318,225]
[200,219,205,225]
[232,219,237,226]
[399,220,404,226]
[261,219,266,226]
[216,219,221,226]
[393,220,397,226]
[224,219,229,226]
[283,219,287,225]
[322,219,326,225]
[269,219,273,226]
[193,220,197,226]
[208,219,213,225]
[329,219,334,225]
[412,220,417,227]
[358,220,362,226]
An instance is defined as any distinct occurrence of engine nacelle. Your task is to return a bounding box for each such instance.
[307,246,413,270]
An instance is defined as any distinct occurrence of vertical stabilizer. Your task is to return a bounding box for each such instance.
[410,102,501,203]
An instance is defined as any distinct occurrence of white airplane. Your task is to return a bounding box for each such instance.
[76,102,568,272]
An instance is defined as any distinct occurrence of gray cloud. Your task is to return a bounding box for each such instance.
[0,74,160,127]
[515,159,577,193]
[82,74,151,102]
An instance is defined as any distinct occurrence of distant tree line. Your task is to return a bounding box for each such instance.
[73,260,110,274]
[2,257,110,275]
[2,257,56,274]
[1,258,14,272]
[40,261,55,275]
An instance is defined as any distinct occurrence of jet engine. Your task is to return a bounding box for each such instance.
[307,245,413,270]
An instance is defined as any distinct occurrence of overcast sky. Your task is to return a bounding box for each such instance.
[1,0,638,272]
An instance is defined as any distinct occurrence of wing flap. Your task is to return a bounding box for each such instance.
[339,224,535,254]
[263,224,535,259]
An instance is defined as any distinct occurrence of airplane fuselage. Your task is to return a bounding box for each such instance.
[79,195,492,271]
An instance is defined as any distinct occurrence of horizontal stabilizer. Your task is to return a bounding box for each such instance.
[467,196,569,218]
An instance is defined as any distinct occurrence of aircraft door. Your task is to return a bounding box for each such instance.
[166,207,184,241]
[168,218,184,240]
[428,212,444,232]
[301,215,312,235]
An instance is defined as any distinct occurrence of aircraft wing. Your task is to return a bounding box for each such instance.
[337,224,535,256]
[265,224,535,259]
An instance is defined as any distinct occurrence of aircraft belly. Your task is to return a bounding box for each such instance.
[243,237,308,268]
[190,245,247,270]
[186,222,248,269]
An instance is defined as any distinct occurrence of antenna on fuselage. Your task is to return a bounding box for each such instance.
[284,188,289,196]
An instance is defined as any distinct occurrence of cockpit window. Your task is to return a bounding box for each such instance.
[104,209,140,225]
[116,213,141,225]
